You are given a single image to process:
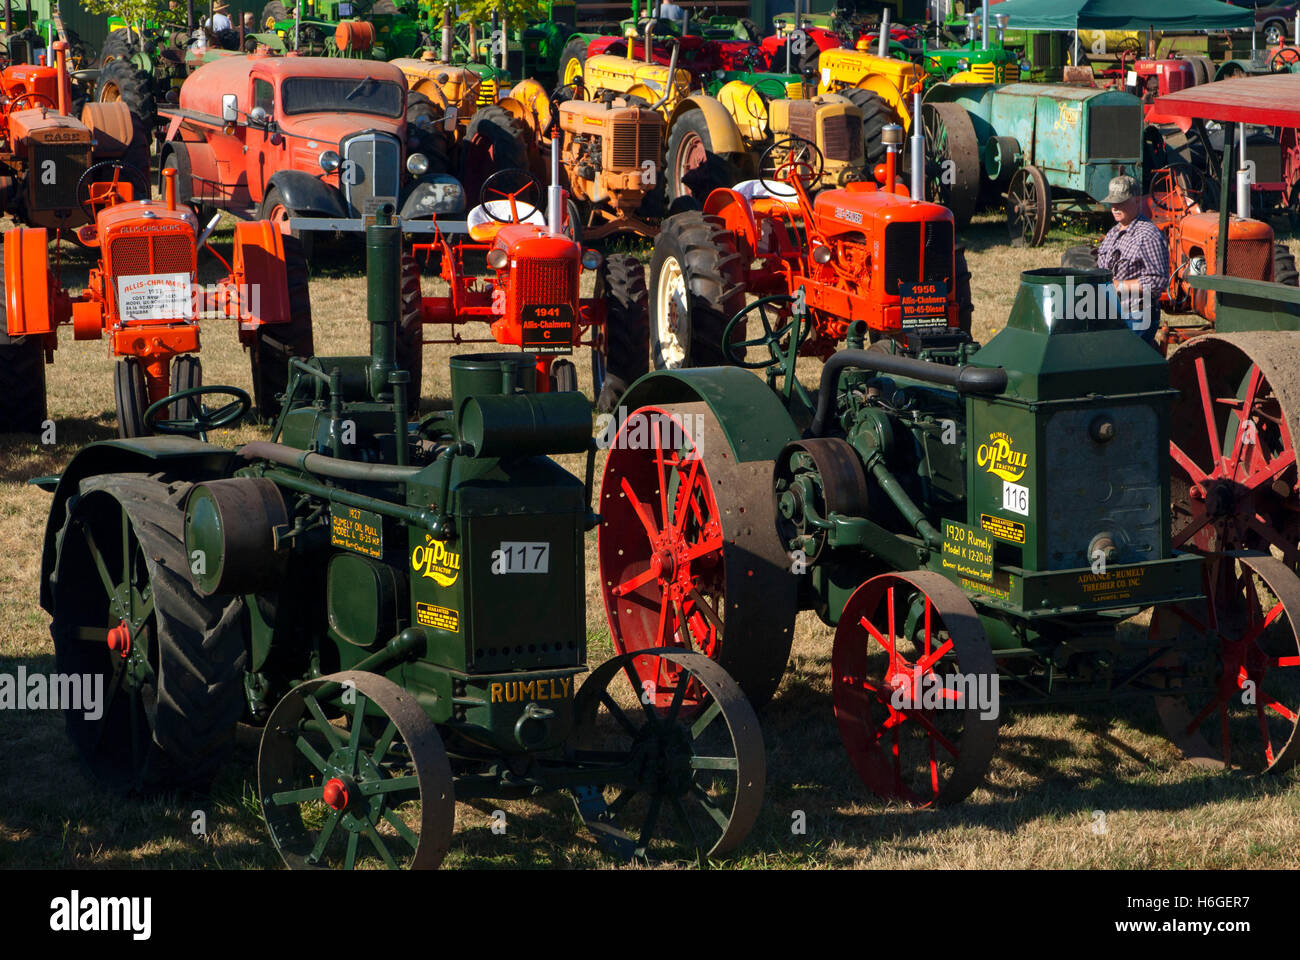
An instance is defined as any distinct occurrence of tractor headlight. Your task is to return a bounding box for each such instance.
[581,248,603,270]
[812,244,832,264]
[956,58,970,71]
[1019,58,1031,71]
[407,152,430,176]
[487,248,509,270]
[319,149,341,173]
[1188,256,1207,276]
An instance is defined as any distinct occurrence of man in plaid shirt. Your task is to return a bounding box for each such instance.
[1096,175,1167,344]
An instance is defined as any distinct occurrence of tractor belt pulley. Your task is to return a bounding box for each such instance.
[773,438,870,561]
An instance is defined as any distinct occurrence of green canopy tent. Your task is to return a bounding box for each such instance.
[990,0,1255,65]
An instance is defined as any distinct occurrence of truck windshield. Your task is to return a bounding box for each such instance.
[280,77,403,118]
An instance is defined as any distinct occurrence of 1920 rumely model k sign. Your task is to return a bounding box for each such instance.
[36,206,763,869]
[158,53,465,253]
[599,267,1300,807]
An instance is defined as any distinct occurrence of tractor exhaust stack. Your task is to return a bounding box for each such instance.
[651,40,679,110]
[53,39,68,116]
[548,124,562,237]
[441,7,452,62]
[878,7,889,58]
[910,89,924,198]
[644,17,653,64]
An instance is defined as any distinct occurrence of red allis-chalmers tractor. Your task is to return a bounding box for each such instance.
[410,139,649,413]
[157,54,465,255]
[0,40,148,232]
[1,168,308,434]
[649,128,971,370]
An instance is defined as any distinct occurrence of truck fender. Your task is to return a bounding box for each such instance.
[668,95,745,157]
[612,367,800,465]
[265,170,347,218]
[39,439,238,613]
[171,137,222,200]
[157,141,194,202]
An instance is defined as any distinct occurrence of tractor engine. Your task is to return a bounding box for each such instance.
[558,96,663,216]
[1169,212,1277,321]
[769,94,865,185]
[488,226,582,350]
[2,108,93,227]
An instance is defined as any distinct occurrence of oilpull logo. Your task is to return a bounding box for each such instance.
[49,891,151,940]
[976,432,1027,482]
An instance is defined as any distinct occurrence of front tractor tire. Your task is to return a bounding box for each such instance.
[664,109,743,208]
[595,253,650,413]
[51,476,247,793]
[95,56,158,132]
[649,211,747,369]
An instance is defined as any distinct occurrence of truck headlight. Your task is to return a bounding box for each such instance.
[487,248,509,269]
[407,152,430,176]
[319,149,341,172]
[581,249,602,270]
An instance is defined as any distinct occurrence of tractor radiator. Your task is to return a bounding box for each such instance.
[971,61,1018,82]
[785,100,816,147]
[510,256,578,313]
[609,117,662,172]
[28,140,90,213]
[883,220,955,291]
[340,132,402,217]
[108,234,196,276]
[1087,104,1142,160]
[1224,238,1272,282]
[819,111,861,163]
[1251,143,1283,184]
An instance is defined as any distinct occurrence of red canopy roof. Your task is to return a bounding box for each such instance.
[1154,74,1300,127]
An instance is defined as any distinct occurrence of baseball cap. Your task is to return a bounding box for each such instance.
[1101,175,1140,205]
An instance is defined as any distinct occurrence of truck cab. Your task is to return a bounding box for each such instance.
[161,54,463,237]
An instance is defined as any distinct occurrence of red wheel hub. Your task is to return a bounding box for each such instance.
[322,777,350,811]
[106,621,131,658]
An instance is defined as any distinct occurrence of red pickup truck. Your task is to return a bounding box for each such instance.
[159,54,464,249]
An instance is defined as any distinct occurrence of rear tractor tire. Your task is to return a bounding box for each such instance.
[0,328,47,434]
[664,109,743,208]
[595,253,650,413]
[844,88,890,174]
[649,211,746,369]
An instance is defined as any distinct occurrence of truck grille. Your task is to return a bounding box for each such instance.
[1087,104,1142,160]
[341,132,401,217]
[29,141,91,212]
[1225,238,1272,281]
[609,117,662,171]
[510,256,578,314]
[821,112,861,162]
[883,220,954,292]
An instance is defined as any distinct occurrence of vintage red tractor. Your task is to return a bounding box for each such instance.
[0,39,147,233]
[650,129,971,369]
[410,138,649,412]
[1,168,309,434]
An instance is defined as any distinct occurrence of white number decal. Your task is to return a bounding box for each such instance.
[1002,481,1029,516]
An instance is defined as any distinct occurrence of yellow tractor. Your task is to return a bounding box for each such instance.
[814,46,927,170]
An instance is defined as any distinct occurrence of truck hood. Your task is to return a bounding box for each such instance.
[278,113,404,147]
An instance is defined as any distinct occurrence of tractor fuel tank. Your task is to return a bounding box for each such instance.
[961,268,1174,579]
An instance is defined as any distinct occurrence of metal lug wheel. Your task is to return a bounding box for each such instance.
[598,402,797,710]
[1153,554,1300,772]
[1005,164,1050,246]
[259,670,455,869]
[571,648,764,864]
[921,101,980,228]
[832,571,1000,807]
[1169,334,1300,566]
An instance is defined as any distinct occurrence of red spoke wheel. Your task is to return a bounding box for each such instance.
[1154,554,1300,772]
[1168,334,1300,566]
[572,649,764,863]
[598,401,797,711]
[259,671,455,869]
[833,571,999,807]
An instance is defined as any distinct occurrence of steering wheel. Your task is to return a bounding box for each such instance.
[1271,47,1300,72]
[741,76,789,136]
[1150,162,1205,214]
[758,136,825,194]
[6,91,56,113]
[76,161,153,219]
[721,293,810,368]
[144,385,251,439]
[479,168,542,223]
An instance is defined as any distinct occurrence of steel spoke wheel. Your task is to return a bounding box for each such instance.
[832,571,1000,807]
[572,649,764,863]
[1169,334,1300,566]
[599,402,797,710]
[259,671,455,869]
[922,101,980,228]
[1153,555,1300,772]
[1006,164,1050,246]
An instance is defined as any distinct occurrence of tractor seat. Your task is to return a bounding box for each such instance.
[732,179,799,215]
[466,199,546,241]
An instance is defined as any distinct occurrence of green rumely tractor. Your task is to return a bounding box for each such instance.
[39,209,763,868]
[922,82,1144,241]
[598,268,1300,806]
